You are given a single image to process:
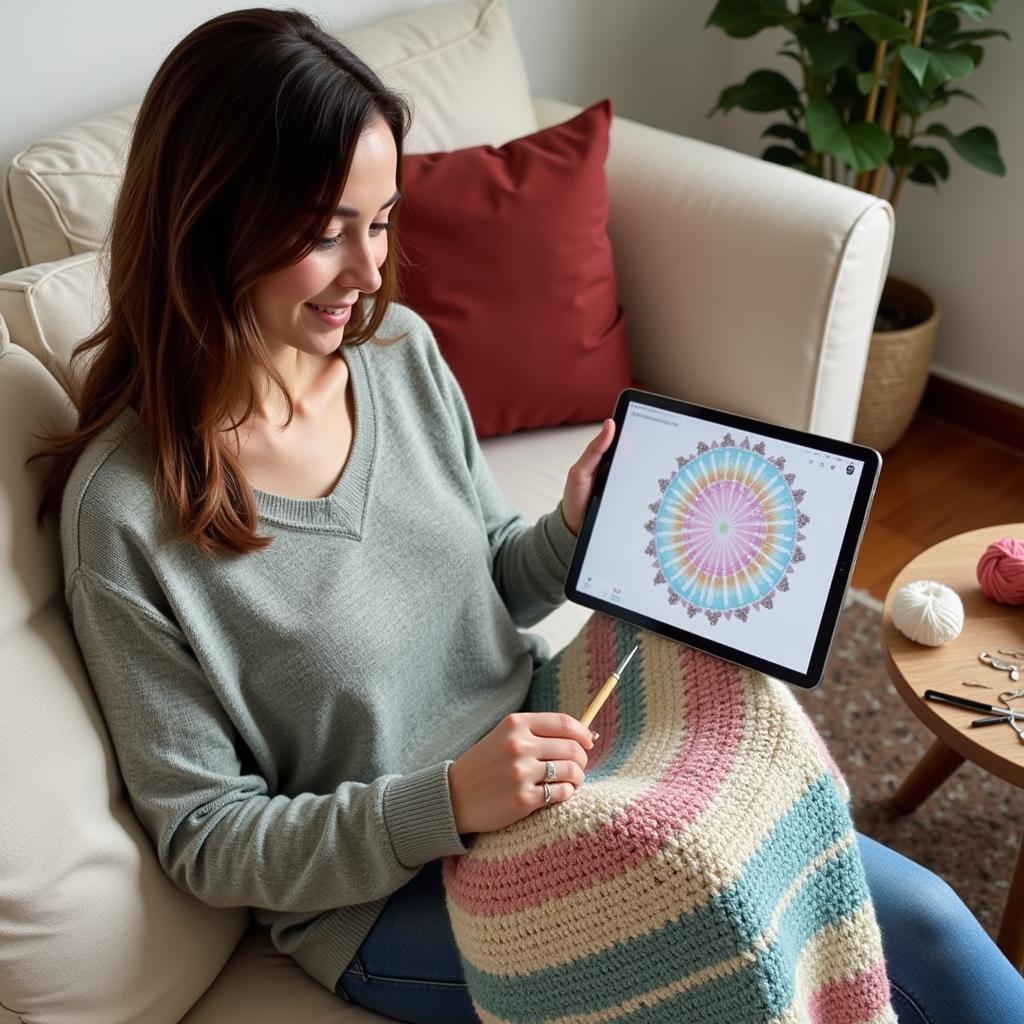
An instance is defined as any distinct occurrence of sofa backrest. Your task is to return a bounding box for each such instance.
[4,0,536,267]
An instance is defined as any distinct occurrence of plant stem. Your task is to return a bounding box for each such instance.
[801,58,822,171]
[911,0,928,45]
[882,2,929,203]
[867,47,901,196]
[888,117,919,208]
[867,0,924,196]
[840,107,853,185]
[865,41,887,123]
[889,164,910,207]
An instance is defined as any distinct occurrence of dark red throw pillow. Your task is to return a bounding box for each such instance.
[397,99,635,439]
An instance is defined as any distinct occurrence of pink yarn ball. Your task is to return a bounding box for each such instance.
[976,538,1024,605]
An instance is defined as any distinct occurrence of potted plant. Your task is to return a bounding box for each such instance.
[706,0,1008,451]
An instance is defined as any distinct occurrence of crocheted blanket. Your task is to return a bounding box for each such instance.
[442,613,896,1024]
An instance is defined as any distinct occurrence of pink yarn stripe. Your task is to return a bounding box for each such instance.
[446,645,746,915]
[583,615,621,771]
[808,960,891,1024]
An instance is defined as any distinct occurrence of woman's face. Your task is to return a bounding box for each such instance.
[251,116,399,356]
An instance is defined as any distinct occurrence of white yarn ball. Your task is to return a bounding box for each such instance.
[892,579,964,646]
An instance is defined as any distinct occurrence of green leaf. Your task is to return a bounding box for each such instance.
[796,25,860,77]
[831,0,912,42]
[763,123,812,150]
[706,0,792,37]
[916,147,951,180]
[833,0,904,17]
[925,123,1006,174]
[930,28,1012,45]
[929,1,998,21]
[898,64,934,115]
[908,163,942,186]
[856,70,877,95]
[955,42,985,67]
[806,97,894,171]
[925,10,962,41]
[776,48,806,66]
[943,86,984,107]
[900,45,975,90]
[708,70,801,116]
[891,139,951,180]
[762,145,805,166]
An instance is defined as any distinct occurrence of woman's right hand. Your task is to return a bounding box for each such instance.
[448,712,595,835]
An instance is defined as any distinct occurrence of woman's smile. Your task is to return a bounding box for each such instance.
[304,301,352,327]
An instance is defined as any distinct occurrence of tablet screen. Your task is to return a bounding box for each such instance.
[566,391,881,688]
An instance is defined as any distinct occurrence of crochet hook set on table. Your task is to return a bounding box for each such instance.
[924,648,1024,743]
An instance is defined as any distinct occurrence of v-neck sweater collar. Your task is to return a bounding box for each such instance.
[251,342,375,537]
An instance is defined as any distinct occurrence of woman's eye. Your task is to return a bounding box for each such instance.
[314,222,391,250]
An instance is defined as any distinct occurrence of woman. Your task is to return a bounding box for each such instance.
[30,9,1023,1024]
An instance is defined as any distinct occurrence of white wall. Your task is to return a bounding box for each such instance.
[507,1,726,141]
[2,0,1019,406]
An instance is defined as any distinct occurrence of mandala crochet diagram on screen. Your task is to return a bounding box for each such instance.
[643,432,809,625]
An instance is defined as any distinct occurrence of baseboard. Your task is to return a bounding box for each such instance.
[920,373,1024,455]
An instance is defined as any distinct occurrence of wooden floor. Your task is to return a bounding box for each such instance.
[851,411,1024,601]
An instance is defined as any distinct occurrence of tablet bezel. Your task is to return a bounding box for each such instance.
[564,388,882,690]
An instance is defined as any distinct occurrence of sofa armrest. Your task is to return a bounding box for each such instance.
[533,97,894,441]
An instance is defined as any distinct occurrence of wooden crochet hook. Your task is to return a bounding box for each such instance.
[579,643,639,729]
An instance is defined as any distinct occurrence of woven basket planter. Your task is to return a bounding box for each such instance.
[854,277,940,453]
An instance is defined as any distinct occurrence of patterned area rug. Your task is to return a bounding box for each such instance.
[795,589,1023,940]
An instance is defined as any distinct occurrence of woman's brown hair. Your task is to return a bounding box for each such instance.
[28,7,411,555]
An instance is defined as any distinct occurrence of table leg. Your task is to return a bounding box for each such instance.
[997,832,1024,970]
[891,737,965,813]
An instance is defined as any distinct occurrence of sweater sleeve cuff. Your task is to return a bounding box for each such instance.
[382,761,470,868]
[547,500,580,570]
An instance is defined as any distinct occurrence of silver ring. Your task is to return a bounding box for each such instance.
[543,782,552,804]
[544,760,557,782]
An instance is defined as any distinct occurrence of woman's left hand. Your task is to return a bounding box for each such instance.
[560,419,616,537]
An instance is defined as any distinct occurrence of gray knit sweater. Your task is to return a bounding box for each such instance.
[59,301,579,991]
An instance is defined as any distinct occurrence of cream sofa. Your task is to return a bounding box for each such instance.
[0,1,894,1021]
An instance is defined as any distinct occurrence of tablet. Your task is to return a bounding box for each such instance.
[564,389,882,690]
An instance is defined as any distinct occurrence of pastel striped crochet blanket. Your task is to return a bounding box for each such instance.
[442,614,895,1024]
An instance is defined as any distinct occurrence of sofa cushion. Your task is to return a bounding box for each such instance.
[0,251,105,394]
[0,337,251,1023]
[178,922,402,1023]
[3,0,535,266]
[398,100,633,439]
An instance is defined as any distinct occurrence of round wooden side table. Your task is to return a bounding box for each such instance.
[882,523,1024,968]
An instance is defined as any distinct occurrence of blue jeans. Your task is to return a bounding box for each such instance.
[334,833,1024,1023]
